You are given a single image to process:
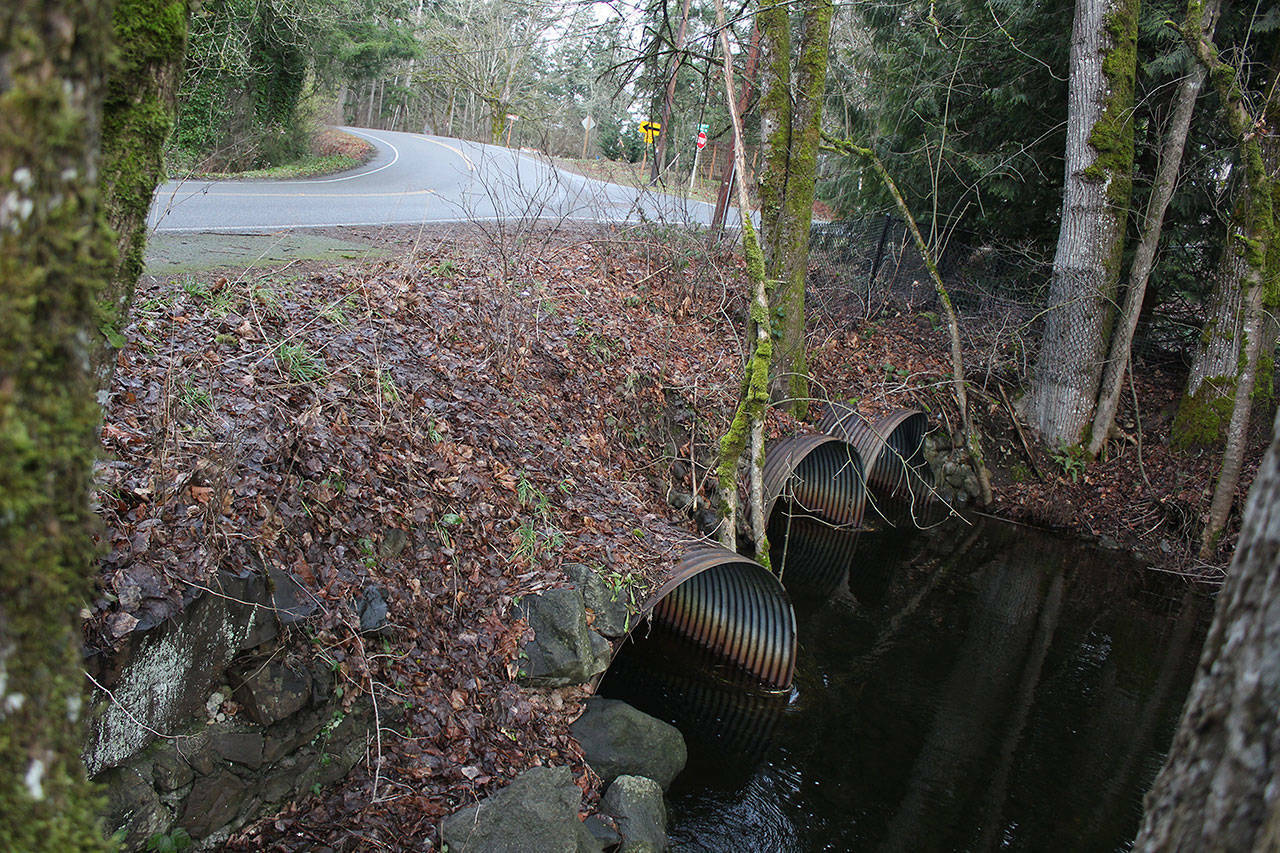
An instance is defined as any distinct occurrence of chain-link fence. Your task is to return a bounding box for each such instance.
[807,216,1044,329]
[807,216,1210,372]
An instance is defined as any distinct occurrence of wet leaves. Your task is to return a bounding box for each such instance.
[94,226,738,849]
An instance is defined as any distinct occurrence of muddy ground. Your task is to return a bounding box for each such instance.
[94,222,1258,848]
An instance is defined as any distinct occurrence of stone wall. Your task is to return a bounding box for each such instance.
[85,568,373,850]
[924,433,984,505]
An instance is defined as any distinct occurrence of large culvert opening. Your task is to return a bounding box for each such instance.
[596,548,796,774]
[819,404,939,528]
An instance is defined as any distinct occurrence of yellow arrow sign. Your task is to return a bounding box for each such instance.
[640,120,662,143]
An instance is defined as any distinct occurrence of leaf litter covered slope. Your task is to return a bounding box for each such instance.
[93,221,1255,848]
[93,225,753,848]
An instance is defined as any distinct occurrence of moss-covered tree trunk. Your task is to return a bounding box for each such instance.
[1088,0,1217,458]
[1172,196,1258,448]
[714,0,773,558]
[757,0,833,419]
[1172,51,1279,452]
[1174,17,1277,557]
[0,1,117,848]
[1025,0,1137,449]
[96,0,191,386]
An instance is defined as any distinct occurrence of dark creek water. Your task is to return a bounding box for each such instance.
[599,515,1211,852]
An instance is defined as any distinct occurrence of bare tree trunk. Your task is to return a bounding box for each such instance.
[714,0,773,559]
[1134,407,1280,849]
[845,142,993,505]
[1202,282,1265,556]
[335,79,349,124]
[389,74,402,131]
[1025,0,1138,448]
[654,0,693,182]
[0,0,116,846]
[1088,0,1218,457]
[710,25,761,237]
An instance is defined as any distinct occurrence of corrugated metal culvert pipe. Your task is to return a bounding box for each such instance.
[818,403,937,527]
[602,547,796,766]
[600,407,937,757]
[599,654,788,762]
[646,546,797,691]
[762,434,868,531]
[767,512,863,597]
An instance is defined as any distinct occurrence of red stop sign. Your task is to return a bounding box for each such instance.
[696,131,708,150]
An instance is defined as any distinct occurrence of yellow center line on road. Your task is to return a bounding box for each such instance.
[419,136,475,170]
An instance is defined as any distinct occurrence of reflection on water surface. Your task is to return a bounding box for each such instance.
[601,516,1209,852]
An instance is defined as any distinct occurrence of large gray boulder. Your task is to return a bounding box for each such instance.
[441,766,602,853]
[564,564,634,638]
[602,775,668,852]
[517,587,610,686]
[571,698,687,789]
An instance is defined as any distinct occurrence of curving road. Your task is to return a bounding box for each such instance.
[148,127,718,233]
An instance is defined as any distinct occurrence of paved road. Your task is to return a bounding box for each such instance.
[148,127,718,233]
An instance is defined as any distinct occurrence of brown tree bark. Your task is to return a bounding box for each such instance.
[0,0,116,847]
[653,0,693,183]
[1025,0,1138,448]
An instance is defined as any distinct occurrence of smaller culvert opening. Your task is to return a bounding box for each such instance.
[597,549,796,762]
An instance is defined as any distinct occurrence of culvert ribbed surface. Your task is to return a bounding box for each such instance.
[600,407,941,750]
[645,546,797,691]
[600,657,787,760]
[768,513,863,596]
[763,434,867,531]
[818,404,935,525]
